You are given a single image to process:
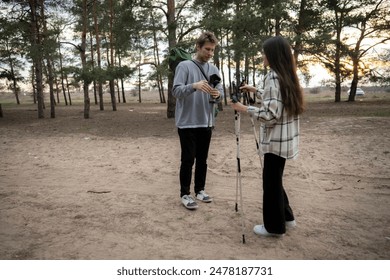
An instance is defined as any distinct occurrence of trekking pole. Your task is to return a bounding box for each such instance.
[231,82,246,244]
[249,115,263,169]
[243,91,263,169]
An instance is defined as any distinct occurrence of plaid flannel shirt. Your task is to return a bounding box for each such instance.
[247,69,300,159]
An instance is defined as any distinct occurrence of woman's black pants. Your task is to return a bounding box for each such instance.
[262,153,295,234]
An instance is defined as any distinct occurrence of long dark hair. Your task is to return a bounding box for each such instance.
[263,36,305,116]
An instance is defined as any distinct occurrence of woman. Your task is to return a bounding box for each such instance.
[231,36,305,237]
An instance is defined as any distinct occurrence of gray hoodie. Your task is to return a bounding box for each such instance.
[172,59,224,128]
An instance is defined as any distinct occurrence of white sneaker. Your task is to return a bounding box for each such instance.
[181,195,198,210]
[253,225,284,237]
[196,190,213,203]
[286,220,297,229]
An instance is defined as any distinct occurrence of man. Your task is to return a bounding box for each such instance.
[172,31,224,210]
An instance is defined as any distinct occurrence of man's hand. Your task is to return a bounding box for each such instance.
[192,80,213,93]
[209,88,220,99]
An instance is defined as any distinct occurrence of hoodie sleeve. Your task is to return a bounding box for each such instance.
[172,62,196,99]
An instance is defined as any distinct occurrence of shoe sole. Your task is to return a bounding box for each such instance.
[182,203,198,210]
[184,206,198,210]
[254,231,284,237]
[197,198,213,203]
[253,225,284,237]
[286,221,297,229]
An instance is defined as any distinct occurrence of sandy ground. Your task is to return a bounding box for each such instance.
[0,90,389,260]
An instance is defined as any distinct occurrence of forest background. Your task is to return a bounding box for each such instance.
[0,0,389,120]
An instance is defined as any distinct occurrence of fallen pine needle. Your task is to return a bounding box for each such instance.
[87,190,111,194]
[325,187,343,191]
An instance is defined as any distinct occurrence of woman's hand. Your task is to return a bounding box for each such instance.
[240,84,257,93]
[230,101,248,113]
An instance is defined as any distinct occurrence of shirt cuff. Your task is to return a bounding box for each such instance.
[247,106,257,113]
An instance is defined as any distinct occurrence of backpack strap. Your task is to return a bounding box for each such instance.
[191,60,209,81]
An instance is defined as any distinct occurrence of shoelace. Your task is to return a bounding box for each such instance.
[187,196,195,204]
[198,191,208,198]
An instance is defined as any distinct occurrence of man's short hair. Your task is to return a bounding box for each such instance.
[196,31,218,48]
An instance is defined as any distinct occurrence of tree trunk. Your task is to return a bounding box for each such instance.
[41,2,56,118]
[333,8,342,102]
[293,0,307,64]
[55,72,60,104]
[48,57,56,118]
[29,0,44,118]
[66,75,72,105]
[118,53,126,103]
[167,0,176,118]
[7,51,20,105]
[81,0,90,119]
[275,16,281,36]
[227,31,232,101]
[93,0,104,111]
[348,58,359,102]
[234,2,242,86]
[116,79,121,103]
[348,26,365,102]
[220,32,227,106]
[109,0,117,111]
[151,16,165,103]
[121,77,126,103]
[58,41,68,105]
[334,37,342,102]
[12,71,20,105]
[31,65,37,104]
[90,31,98,105]
[138,58,142,103]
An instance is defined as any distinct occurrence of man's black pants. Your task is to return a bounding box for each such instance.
[178,127,212,197]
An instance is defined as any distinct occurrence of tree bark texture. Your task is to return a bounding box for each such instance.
[29,0,44,118]
[167,0,176,118]
[81,0,90,119]
[41,1,56,118]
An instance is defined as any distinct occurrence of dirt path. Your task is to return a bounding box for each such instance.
[0,96,389,260]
